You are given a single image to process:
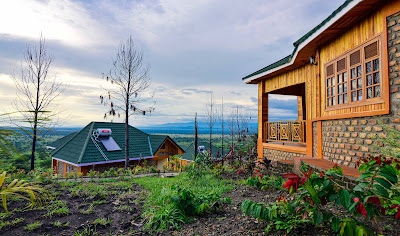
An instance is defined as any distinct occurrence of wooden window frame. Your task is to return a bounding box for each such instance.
[324,35,384,111]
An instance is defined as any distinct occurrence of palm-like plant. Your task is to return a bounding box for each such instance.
[0,171,49,212]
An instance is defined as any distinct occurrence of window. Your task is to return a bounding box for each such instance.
[325,37,382,109]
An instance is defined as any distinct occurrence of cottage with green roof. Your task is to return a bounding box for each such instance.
[47,122,184,177]
[244,0,400,168]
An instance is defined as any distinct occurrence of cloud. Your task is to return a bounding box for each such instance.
[0,0,345,127]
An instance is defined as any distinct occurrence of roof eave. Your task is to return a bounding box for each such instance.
[242,0,363,84]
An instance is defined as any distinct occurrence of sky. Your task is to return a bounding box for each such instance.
[0,0,344,127]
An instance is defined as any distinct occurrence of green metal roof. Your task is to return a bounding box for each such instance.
[47,132,77,149]
[242,0,356,81]
[50,122,178,164]
[180,141,221,161]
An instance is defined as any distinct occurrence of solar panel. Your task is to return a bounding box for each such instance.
[98,136,121,151]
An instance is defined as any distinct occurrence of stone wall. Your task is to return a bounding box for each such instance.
[263,147,306,162]
[57,161,64,176]
[270,161,293,176]
[320,12,400,167]
[312,122,318,158]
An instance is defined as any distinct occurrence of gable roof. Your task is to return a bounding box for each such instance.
[242,0,384,84]
[46,131,77,149]
[49,122,181,166]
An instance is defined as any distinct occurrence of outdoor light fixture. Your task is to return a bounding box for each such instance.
[309,56,318,66]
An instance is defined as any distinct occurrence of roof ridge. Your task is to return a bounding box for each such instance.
[51,122,93,157]
[77,122,95,164]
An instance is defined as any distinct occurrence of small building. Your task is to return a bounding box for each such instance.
[243,0,400,168]
[47,122,184,177]
[178,142,222,168]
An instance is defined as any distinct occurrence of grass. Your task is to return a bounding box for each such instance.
[0,217,24,230]
[92,217,111,226]
[44,200,69,217]
[133,171,234,232]
[24,221,42,231]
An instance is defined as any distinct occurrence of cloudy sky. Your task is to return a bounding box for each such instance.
[0,0,344,127]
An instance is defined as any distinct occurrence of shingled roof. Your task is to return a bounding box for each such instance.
[48,122,181,165]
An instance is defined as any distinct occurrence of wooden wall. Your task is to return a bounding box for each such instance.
[260,7,386,122]
[263,63,318,120]
[320,9,384,118]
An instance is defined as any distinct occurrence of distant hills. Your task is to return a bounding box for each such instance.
[1,121,258,136]
[137,121,258,134]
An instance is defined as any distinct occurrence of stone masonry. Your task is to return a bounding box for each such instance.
[263,148,306,162]
[321,12,400,167]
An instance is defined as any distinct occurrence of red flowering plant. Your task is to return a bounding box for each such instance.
[242,153,400,235]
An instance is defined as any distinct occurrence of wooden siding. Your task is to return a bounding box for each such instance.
[320,9,385,118]
[264,63,318,120]
[260,8,386,122]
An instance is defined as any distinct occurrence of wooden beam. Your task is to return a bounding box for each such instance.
[317,121,323,159]
[306,120,313,157]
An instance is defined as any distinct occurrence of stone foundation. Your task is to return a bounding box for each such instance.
[263,148,306,162]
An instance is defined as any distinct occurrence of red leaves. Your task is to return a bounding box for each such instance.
[391,205,400,220]
[237,169,244,175]
[253,173,263,181]
[319,171,325,178]
[353,197,359,203]
[277,195,286,204]
[283,173,302,192]
[356,203,368,218]
[366,196,380,205]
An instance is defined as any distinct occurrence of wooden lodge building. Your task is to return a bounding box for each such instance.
[244,0,400,168]
[47,122,184,177]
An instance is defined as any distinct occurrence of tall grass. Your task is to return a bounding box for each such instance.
[134,171,233,232]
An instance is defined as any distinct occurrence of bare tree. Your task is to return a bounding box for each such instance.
[203,92,218,155]
[12,35,65,170]
[227,107,237,148]
[219,97,225,157]
[100,36,155,169]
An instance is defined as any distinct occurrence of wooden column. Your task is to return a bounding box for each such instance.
[258,81,268,161]
[317,121,323,159]
[297,96,303,121]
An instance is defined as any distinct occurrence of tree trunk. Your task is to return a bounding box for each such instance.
[125,98,129,169]
[209,127,212,155]
[30,111,38,171]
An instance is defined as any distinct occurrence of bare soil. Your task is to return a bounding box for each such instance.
[1,172,400,236]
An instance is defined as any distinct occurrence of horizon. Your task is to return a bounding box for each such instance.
[0,0,344,127]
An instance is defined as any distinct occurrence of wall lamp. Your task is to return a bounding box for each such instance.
[309,56,318,66]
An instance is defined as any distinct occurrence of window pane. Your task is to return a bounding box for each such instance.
[357,78,362,88]
[332,87,336,95]
[332,77,336,86]
[332,97,336,105]
[338,85,342,94]
[351,68,356,79]
[343,72,347,82]
[328,88,331,96]
[338,74,342,84]
[366,61,372,74]
[375,85,380,97]
[327,78,331,87]
[373,59,379,71]
[328,98,331,106]
[367,74,372,86]
[357,65,362,77]
[358,90,362,101]
[344,94,348,103]
[367,87,372,99]
[338,95,343,104]
[351,80,356,90]
[352,91,357,101]
[344,83,347,93]
[374,72,380,84]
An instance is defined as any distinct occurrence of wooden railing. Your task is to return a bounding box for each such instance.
[264,120,306,143]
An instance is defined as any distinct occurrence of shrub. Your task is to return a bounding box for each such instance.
[242,154,400,235]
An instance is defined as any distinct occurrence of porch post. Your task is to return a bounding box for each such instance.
[258,81,268,161]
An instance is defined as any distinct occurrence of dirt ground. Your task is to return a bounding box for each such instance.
[1,172,400,236]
